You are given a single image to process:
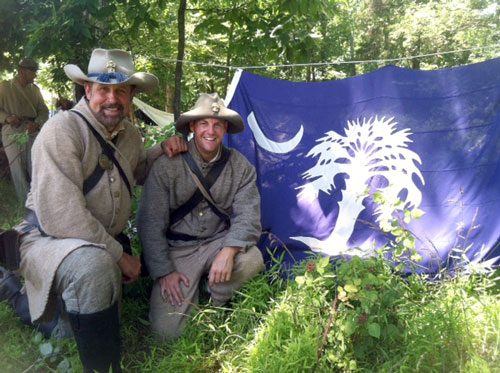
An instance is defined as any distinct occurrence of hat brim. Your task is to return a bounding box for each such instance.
[64,64,158,94]
[175,107,245,136]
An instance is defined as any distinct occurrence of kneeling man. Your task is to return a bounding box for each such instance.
[137,93,264,339]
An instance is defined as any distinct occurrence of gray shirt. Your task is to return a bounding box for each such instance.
[137,140,262,279]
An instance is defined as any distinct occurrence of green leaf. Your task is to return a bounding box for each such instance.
[410,250,423,262]
[33,332,43,344]
[380,220,392,232]
[57,358,71,372]
[364,290,378,303]
[386,323,399,340]
[295,276,305,286]
[40,342,54,356]
[373,192,383,204]
[99,4,117,18]
[79,24,92,39]
[349,360,358,370]
[392,227,404,236]
[318,256,329,269]
[403,237,415,249]
[367,323,381,339]
[344,319,356,336]
[344,283,358,293]
[411,209,425,219]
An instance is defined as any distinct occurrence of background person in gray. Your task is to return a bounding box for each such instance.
[137,93,264,339]
[0,58,49,203]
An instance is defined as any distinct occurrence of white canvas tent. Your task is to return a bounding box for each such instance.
[132,97,174,127]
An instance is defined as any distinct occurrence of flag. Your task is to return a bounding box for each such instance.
[225,58,500,273]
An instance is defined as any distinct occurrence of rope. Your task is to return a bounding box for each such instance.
[152,43,500,70]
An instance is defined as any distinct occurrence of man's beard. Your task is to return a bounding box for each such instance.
[93,104,126,129]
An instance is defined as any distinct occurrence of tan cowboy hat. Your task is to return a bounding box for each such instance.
[176,93,244,135]
[64,48,158,93]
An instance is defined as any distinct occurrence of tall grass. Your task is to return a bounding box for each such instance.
[1,251,499,372]
[0,176,23,229]
[145,256,500,373]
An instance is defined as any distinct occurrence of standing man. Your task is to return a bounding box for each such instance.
[0,48,186,372]
[0,58,49,203]
[137,93,264,340]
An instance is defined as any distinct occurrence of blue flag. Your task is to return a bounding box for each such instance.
[225,58,500,273]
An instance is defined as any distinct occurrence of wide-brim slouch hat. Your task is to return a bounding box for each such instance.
[64,48,158,93]
[175,93,244,135]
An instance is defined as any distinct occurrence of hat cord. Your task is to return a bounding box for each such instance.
[88,72,129,83]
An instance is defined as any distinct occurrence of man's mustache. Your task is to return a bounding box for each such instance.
[100,104,124,111]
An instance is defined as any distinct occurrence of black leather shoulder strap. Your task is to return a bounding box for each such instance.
[70,110,132,197]
[168,147,231,233]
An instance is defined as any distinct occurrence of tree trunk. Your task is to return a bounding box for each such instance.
[223,23,234,98]
[165,82,174,113]
[174,0,187,120]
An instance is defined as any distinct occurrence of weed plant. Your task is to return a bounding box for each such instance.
[2,250,499,372]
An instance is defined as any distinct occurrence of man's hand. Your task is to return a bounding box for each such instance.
[208,246,240,287]
[6,115,21,128]
[24,120,39,134]
[159,271,190,306]
[118,252,141,285]
[161,136,188,158]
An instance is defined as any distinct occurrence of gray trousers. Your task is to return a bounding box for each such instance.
[149,237,264,340]
[49,246,122,339]
[1,124,37,203]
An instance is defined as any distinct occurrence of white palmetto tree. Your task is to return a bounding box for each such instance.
[291,116,424,256]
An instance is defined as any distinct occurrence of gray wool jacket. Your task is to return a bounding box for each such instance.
[19,97,163,322]
[136,140,262,280]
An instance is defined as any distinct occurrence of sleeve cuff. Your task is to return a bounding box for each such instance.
[222,239,251,253]
[149,261,176,280]
[107,239,124,262]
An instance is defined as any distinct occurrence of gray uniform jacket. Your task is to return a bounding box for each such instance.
[137,140,262,280]
[19,97,162,322]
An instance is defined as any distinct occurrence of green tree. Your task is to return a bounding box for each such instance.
[2,0,499,112]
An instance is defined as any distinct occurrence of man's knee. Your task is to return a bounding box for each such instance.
[149,282,190,340]
[59,246,120,282]
[56,246,121,313]
[210,246,264,306]
[234,246,264,281]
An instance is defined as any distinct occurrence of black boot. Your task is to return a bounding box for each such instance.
[68,303,121,373]
[0,265,23,303]
[0,265,59,338]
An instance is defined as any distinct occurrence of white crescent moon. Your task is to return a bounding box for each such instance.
[247,111,303,154]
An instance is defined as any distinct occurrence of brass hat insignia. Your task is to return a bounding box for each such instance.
[211,103,220,114]
[106,60,117,73]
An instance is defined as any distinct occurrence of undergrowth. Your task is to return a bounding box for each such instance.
[1,167,500,372]
[1,252,499,372]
